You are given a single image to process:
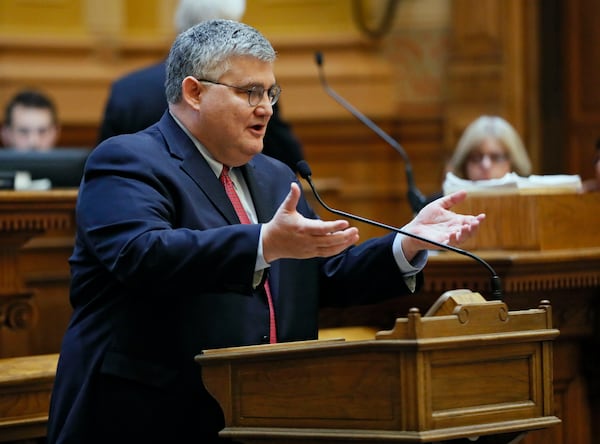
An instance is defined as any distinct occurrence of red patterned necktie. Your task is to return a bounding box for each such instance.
[220,165,277,344]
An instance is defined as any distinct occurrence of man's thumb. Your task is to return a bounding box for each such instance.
[280,182,301,212]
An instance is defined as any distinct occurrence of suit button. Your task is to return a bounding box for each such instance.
[260,335,269,344]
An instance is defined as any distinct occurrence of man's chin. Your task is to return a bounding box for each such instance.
[245,141,264,156]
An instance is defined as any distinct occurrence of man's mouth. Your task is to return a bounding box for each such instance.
[249,124,266,136]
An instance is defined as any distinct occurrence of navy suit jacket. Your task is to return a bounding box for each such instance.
[47,112,420,443]
[98,61,305,171]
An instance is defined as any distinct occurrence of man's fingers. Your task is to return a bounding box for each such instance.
[438,189,467,209]
[302,218,351,236]
[311,227,360,256]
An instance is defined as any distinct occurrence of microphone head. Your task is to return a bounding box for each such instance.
[314,51,323,67]
[296,160,312,179]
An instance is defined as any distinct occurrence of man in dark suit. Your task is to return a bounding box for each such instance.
[47,19,484,444]
[97,0,304,172]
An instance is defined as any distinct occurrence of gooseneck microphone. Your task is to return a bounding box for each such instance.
[297,160,503,300]
[314,51,427,214]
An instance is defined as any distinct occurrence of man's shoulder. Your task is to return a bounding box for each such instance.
[92,128,170,166]
[112,62,166,89]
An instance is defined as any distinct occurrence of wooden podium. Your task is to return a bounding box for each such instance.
[196,292,560,443]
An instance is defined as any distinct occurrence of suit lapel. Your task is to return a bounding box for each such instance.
[156,112,280,226]
[157,112,240,225]
[240,161,277,224]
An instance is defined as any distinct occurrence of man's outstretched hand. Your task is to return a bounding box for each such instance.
[400,190,485,261]
[262,183,359,263]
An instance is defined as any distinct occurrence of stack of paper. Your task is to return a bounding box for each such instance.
[13,171,52,191]
[442,172,582,195]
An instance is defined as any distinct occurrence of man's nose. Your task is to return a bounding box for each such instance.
[255,99,273,116]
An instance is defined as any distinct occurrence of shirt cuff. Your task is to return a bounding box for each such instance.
[256,225,269,270]
[392,233,428,276]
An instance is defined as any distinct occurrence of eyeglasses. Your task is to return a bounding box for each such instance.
[197,79,281,106]
[467,152,509,164]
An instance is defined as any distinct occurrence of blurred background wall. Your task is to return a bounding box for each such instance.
[0,0,598,234]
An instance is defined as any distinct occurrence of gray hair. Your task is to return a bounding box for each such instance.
[165,19,276,104]
[173,0,246,34]
[448,115,532,178]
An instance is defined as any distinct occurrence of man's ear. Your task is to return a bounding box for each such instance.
[181,76,204,109]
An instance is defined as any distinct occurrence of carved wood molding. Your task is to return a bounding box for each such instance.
[0,191,77,332]
[0,193,75,234]
[0,296,37,330]
[425,249,600,294]
[0,215,71,234]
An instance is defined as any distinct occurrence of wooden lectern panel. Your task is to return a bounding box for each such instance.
[230,347,398,427]
[197,295,560,443]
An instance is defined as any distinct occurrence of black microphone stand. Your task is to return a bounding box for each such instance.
[297,160,503,300]
[314,51,427,214]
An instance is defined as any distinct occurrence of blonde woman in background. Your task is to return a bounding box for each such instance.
[425,115,532,203]
[447,115,532,181]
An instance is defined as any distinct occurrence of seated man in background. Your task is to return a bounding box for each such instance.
[1,89,60,151]
[97,0,305,172]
